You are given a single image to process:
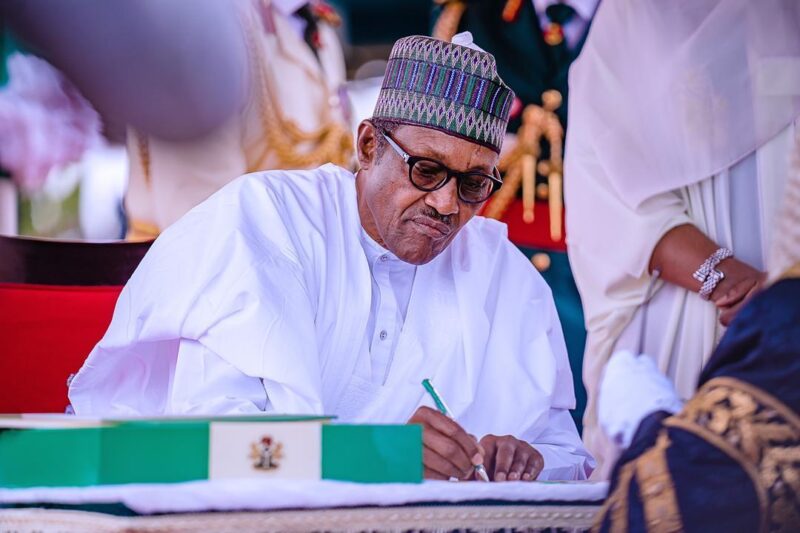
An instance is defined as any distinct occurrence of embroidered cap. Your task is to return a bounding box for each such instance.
[372,32,515,153]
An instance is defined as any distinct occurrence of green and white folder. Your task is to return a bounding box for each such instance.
[0,415,422,487]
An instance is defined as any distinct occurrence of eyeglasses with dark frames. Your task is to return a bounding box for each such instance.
[380,131,502,204]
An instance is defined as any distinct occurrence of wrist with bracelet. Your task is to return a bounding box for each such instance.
[692,247,733,300]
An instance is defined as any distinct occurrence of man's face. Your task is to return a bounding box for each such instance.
[356,121,499,265]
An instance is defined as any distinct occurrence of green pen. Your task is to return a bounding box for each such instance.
[421,378,490,482]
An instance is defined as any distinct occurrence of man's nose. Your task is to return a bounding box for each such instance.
[424,178,459,217]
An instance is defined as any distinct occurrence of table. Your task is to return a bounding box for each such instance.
[0,479,607,532]
[0,504,602,532]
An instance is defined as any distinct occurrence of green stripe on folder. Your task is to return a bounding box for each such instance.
[0,420,422,487]
[322,424,423,483]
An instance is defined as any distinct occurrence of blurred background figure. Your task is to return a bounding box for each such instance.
[126,0,355,240]
[0,0,248,239]
[432,0,599,431]
[565,0,800,476]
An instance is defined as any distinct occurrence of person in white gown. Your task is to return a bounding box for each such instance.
[564,0,800,476]
[70,33,594,482]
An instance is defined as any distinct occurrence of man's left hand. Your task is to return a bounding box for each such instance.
[478,435,543,481]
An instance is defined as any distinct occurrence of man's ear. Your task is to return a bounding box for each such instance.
[356,120,378,170]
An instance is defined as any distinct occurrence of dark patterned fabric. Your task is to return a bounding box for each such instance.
[700,279,800,415]
[595,278,800,532]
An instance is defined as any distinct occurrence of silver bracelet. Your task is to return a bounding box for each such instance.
[692,247,733,300]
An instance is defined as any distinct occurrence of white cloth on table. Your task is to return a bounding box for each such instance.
[69,164,594,480]
[0,479,608,515]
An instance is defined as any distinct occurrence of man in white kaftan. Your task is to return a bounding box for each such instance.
[70,34,594,482]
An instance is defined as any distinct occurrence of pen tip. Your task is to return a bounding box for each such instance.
[475,464,490,482]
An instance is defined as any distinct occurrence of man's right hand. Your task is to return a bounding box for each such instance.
[408,406,485,480]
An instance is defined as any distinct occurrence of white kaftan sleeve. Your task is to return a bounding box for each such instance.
[166,339,271,415]
[69,173,329,416]
[527,283,595,480]
[534,409,595,481]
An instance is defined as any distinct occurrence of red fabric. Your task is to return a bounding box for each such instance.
[0,283,121,413]
[483,198,568,252]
